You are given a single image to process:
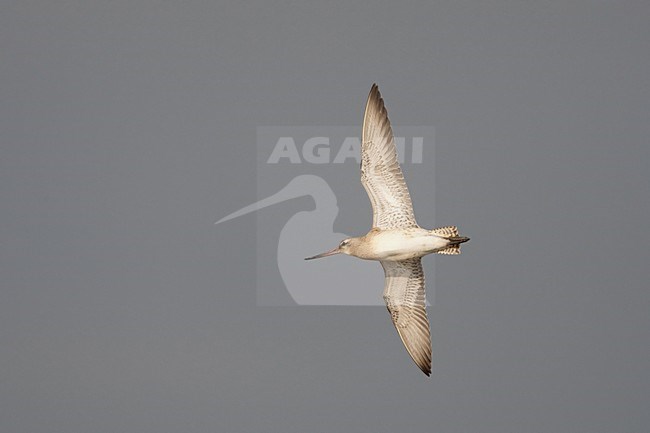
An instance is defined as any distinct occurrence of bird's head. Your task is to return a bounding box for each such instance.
[304,237,360,260]
[337,238,357,255]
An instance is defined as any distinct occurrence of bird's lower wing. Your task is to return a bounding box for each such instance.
[361,84,418,229]
[381,258,432,376]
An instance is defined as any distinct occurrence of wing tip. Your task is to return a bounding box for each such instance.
[416,357,432,377]
[367,83,381,108]
[412,352,431,376]
[407,349,431,376]
[395,324,432,377]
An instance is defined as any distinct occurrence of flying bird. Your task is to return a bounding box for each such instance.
[305,84,470,376]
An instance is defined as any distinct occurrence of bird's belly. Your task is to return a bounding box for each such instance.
[368,231,448,261]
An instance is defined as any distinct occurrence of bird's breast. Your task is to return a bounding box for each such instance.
[360,229,449,261]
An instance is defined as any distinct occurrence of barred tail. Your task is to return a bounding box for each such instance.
[431,226,470,255]
[430,226,458,237]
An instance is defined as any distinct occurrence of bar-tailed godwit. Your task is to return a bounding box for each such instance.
[306,84,470,376]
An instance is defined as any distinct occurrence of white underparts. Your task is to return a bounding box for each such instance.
[366,229,450,261]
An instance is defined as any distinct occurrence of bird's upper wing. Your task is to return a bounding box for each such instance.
[381,258,432,376]
[361,84,418,229]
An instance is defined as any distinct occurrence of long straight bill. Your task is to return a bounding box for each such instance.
[304,247,340,260]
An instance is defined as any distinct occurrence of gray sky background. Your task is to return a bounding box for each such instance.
[1,1,649,432]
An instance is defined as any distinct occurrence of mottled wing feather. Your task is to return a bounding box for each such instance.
[381,259,432,376]
[361,84,418,229]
